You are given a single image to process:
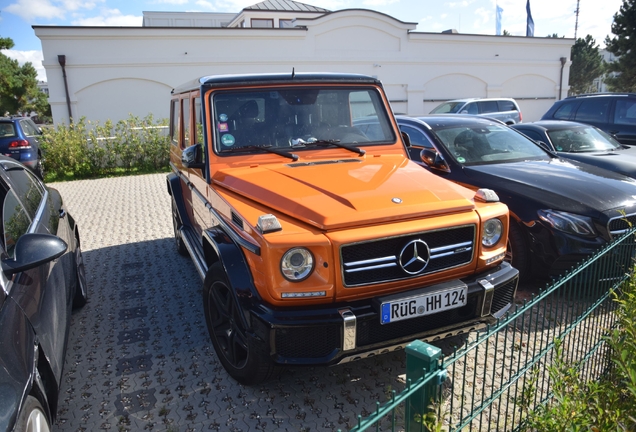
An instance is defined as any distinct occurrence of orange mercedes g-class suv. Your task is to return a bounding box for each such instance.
[167,72,518,384]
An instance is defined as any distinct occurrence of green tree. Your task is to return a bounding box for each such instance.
[605,0,636,92]
[568,35,604,95]
[0,36,50,118]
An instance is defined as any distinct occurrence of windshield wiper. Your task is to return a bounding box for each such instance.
[220,145,298,161]
[291,138,366,156]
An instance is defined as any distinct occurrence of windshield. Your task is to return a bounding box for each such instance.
[211,87,395,155]
[430,102,465,114]
[432,123,549,165]
[546,126,622,152]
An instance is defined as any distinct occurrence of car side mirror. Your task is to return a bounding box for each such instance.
[401,131,411,147]
[182,143,205,170]
[420,148,449,172]
[2,233,67,277]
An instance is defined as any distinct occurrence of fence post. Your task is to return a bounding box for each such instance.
[406,340,442,431]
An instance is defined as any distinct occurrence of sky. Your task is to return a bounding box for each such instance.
[0,0,624,82]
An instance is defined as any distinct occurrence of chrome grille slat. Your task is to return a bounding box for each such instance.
[340,225,476,287]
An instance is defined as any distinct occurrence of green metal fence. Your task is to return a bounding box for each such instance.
[345,229,636,432]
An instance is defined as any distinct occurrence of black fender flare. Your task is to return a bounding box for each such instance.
[203,228,263,327]
[166,172,190,228]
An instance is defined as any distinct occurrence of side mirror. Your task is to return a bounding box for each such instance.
[401,131,411,147]
[182,144,205,170]
[2,233,67,276]
[420,148,449,172]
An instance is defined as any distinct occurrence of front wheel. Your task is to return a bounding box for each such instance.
[14,395,51,432]
[202,262,276,385]
[73,233,88,309]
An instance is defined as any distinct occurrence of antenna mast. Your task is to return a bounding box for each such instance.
[574,0,580,40]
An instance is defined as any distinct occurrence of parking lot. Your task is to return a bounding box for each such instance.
[51,173,419,431]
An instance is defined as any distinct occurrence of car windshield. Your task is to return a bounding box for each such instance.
[546,126,622,152]
[430,102,465,114]
[0,123,17,138]
[211,87,395,155]
[432,123,549,165]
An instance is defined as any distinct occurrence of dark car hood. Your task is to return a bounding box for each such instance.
[557,146,636,179]
[462,158,636,217]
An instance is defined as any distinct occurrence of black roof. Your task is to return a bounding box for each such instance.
[172,72,382,94]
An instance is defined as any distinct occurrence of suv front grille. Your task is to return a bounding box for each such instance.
[341,225,475,287]
[608,213,636,239]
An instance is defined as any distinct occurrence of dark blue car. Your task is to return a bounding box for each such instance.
[0,117,44,179]
[396,114,636,280]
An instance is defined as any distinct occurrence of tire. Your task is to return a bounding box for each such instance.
[507,221,530,280]
[14,395,51,432]
[72,238,88,309]
[202,262,276,385]
[172,200,188,257]
[34,158,44,181]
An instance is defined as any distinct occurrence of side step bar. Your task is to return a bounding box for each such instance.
[179,226,208,280]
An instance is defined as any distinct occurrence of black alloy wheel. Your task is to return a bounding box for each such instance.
[202,262,275,385]
[73,239,88,309]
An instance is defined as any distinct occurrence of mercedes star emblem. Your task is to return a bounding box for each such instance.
[399,239,430,274]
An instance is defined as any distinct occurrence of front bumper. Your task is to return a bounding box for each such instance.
[249,262,518,366]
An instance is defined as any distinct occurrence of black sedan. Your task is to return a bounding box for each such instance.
[0,156,87,432]
[510,120,636,178]
[396,115,636,279]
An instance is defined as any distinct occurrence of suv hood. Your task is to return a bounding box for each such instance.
[214,155,477,230]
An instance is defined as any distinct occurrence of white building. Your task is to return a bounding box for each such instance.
[33,0,574,126]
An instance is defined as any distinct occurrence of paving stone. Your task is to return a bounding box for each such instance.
[51,173,415,432]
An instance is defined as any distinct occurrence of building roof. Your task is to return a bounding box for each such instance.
[243,0,330,13]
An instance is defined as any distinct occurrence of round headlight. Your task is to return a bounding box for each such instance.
[482,219,503,247]
[281,248,314,281]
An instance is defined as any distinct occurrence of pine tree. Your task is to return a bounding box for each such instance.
[0,36,50,118]
[569,35,604,95]
[604,0,636,92]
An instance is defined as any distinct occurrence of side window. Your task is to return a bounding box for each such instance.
[553,102,576,119]
[251,18,273,28]
[3,190,31,259]
[400,125,435,148]
[194,97,203,144]
[478,101,499,114]
[9,168,44,219]
[498,100,516,111]
[462,103,479,114]
[614,99,636,125]
[517,129,543,142]
[574,99,610,123]
[170,99,180,147]
[182,97,191,149]
[20,120,39,137]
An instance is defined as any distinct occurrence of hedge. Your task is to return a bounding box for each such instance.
[41,114,170,181]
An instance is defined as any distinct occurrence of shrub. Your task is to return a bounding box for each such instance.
[40,114,169,181]
[521,269,636,431]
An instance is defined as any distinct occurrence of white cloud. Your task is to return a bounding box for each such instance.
[155,0,190,4]
[2,49,47,81]
[71,9,142,26]
[362,0,399,7]
[4,0,65,21]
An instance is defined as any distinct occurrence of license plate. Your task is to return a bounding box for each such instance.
[380,284,467,324]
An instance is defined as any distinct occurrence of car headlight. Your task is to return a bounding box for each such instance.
[281,247,314,281]
[482,218,503,247]
[538,210,596,237]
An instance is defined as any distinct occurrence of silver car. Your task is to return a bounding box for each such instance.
[430,98,522,124]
